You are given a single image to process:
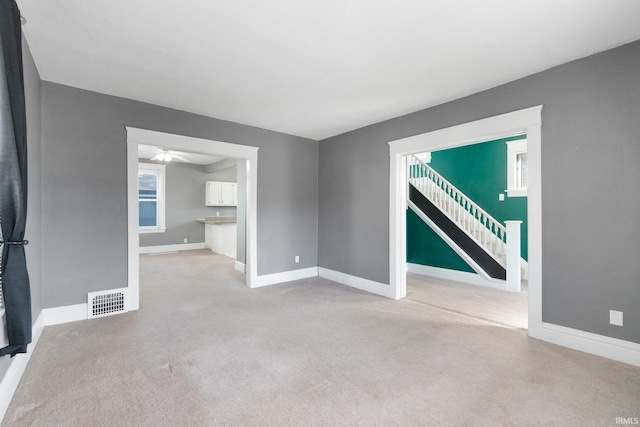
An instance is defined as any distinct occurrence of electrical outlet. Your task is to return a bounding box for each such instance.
[216,212,220,216]
[184,238,188,244]
[499,193,505,201]
[295,256,299,263]
[610,310,623,327]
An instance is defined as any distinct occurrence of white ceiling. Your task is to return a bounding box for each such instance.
[19,0,640,140]
[138,144,226,165]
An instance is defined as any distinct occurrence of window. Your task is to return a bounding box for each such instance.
[415,151,432,164]
[506,139,527,197]
[138,163,166,233]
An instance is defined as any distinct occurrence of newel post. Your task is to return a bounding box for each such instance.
[505,221,523,292]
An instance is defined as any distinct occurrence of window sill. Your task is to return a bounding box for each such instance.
[507,189,527,198]
[139,227,166,234]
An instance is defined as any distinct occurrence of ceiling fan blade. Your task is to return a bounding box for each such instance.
[150,153,163,161]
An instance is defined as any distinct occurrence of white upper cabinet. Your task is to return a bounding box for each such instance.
[206,181,237,206]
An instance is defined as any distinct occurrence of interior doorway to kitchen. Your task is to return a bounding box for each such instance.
[126,127,258,311]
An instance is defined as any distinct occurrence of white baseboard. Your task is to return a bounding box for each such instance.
[407,263,508,291]
[139,242,206,254]
[318,267,393,298]
[250,266,318,288]
[0,310,7,348]
[521,258,529,281]
[43,303,88,326]
[235,261,245,273]
[539,322,640,368]
[0,310,45,423]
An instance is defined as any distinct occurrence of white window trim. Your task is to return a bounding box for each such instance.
[138,162,166,233]
[506,139,528,197]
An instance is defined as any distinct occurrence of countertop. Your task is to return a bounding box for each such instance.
[197,216,237,224]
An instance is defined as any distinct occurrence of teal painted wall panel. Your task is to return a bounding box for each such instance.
[407,135,528,271]
[406,208,475,272]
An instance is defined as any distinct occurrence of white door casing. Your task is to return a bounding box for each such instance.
[126,127,259,310]
[388,106,543,338]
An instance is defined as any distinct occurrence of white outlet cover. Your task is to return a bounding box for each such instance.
[499,193,505,201]
[610,310,623,326]
[295,256,299,263]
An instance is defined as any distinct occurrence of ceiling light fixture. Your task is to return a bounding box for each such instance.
[151,150,173,162]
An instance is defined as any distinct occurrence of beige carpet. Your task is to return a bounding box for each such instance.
[406,272,528,329]
[3,250,639,426]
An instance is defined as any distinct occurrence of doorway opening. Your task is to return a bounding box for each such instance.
[405,136,529,329]
[388,106,543,338]
[126,128,259,311]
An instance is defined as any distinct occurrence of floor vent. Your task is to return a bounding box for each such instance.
[87,288,128,319]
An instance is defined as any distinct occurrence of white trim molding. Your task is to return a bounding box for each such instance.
[388,105,640,367]
[319,267,393,298]
[521,258,529,281]
[139,242,206,254]
[506,139,528,197]
[407,263,508,291]
[127,127,259,310]
[540,323,640,368]
[0,309,7,348]
[388,105,543,334]
[43,304,88,326]
[234,261,246,273]
[251,267,319,288]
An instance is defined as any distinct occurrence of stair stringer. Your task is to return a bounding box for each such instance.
[408,200,507,288]
[409,156,509,269]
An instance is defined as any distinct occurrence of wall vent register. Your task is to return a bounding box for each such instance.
[87,288,129,319]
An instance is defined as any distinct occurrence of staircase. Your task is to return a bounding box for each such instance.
[408,155,522,288]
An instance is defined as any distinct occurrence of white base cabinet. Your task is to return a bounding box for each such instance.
[204,223,237,259]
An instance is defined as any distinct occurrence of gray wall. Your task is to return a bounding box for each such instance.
[319,40,640,344]
[23,36,42,324]
[40,82,318,308]
[139,161,225,247]
[139,161,242,248]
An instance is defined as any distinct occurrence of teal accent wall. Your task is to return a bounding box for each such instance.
[407,135,528,271]
[407,208,475,272]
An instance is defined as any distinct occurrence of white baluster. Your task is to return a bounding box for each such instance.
[409,155,511,269]
[483,216,488,245]
[445,184,449,213]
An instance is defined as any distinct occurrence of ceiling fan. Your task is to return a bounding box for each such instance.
[146,148,191,163]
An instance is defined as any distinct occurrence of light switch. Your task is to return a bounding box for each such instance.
[499,193,505,201]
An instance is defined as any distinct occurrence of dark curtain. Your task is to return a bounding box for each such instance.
[0,0,31,357]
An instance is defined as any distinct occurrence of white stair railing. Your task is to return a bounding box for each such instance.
[408,155,507,268]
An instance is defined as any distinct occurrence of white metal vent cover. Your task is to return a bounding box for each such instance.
[87,288,128,319]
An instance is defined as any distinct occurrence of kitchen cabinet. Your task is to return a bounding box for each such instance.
[204,222,237,259]
[206,181,237,206]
